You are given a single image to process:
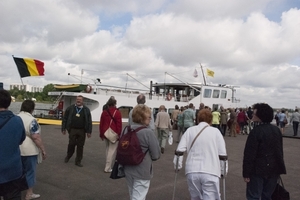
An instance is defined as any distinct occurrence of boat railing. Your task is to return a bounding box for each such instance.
[52,92,64,109]
[97,88,146,98]
[150,93,192,102]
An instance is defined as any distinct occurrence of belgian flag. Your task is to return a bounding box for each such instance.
[13,57,44,78]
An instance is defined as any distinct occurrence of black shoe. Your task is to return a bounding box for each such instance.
[75,163,83,167]
[64,156,70,163]
[161,147,164,154]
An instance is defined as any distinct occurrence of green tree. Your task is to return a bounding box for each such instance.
[16,94,23,101]
[42,84,55,102]
[8,84,56,102]
[42,84,55,94]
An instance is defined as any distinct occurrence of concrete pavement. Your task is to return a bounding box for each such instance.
[26,123,300,200]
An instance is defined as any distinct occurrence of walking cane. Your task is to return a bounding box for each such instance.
[172,151,183,200]
[222,160,227,200]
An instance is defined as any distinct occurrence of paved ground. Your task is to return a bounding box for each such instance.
[24,123,299,200]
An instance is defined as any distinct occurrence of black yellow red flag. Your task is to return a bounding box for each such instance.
[13,57,44,78]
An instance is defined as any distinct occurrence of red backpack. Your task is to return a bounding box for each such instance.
[116,126,147,165]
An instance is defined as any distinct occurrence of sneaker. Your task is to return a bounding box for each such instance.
[104,169,112,173]
[25,193,40,200]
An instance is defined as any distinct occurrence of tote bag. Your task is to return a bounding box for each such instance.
[104,128,118,143]
[104,110,118,143]
[271,176,290,200]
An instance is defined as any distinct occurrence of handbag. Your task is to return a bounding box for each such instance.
[172,121,178,130]
[104,110,118,143]
[168,131,173,145]
[271,176,290,200]
[104,128,118,143]
[283,117,288,125]
[0,173,28,196]
[110,161,125,179]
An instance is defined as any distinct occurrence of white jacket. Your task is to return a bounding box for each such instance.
[175,122,227,178]
[18,111,40,156]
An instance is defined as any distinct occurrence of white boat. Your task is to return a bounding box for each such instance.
[46,80,239,123]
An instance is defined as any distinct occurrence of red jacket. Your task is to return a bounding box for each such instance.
[237,111,247,123]
[99,106,122,139]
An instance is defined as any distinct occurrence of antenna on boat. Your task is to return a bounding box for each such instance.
[125,74,128,92]
[199,63,207,86]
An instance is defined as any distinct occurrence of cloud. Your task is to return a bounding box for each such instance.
[0,0,299,109]
[0,0,98,44]
[167,0,272,19]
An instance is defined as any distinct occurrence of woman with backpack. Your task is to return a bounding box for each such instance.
[122,104,161,200]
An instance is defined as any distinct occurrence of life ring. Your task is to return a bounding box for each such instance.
[85,85,92,93]
[166,93,172,101]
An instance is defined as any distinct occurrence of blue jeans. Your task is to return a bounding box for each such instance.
[246,174,279,200]
[22,155,38,188]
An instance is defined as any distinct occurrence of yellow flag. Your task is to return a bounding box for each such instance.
[206,68,214,77]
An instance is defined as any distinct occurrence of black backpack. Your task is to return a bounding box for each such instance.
[116,126,147,165]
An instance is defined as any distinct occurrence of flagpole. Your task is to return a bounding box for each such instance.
[12,55,29,100]
[200,63,207,86]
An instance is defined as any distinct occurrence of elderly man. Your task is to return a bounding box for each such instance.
[183,103,196,132]
[128,94,155,131]
[195,103,205,125]
[62,95,92,167]
[155,105,172,154]
[290,109,300,136]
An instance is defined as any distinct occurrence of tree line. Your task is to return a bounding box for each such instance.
[9,84,55,102]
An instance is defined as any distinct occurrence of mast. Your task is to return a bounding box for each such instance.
[200,63,207,86]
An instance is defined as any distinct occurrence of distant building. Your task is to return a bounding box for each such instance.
[9,84,43,92]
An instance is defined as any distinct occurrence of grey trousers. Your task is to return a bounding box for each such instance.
[157,128,168,148]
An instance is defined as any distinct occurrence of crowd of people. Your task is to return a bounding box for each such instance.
[0,88,292,200]
[171,104,254,141]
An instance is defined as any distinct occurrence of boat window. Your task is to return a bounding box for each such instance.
[203,89,212,98]
[153,108,159,121]
[221,90,227,99]
[212,104,219,111]
[118,106,133,119]
[213,90,220,98]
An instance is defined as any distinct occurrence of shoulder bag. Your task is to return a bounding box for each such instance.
[104,110,118,143]
[271,176,290,200]
[189,125,209,152]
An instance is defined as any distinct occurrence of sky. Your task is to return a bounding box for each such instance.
[0,0,299,109]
